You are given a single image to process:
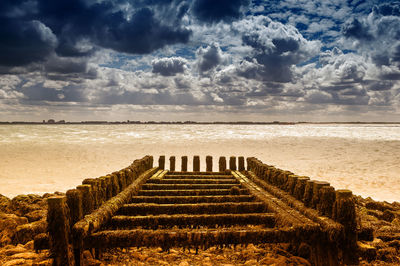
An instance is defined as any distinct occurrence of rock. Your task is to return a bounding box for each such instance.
[358,242,377,262]
[14,220,47,244]
[0,212,28,247]
[83,250,93,260]
[178,260,190,266]
[24,240,34,250]
[244,259,258,265]
[25,210,46,223]
[2,244,27,256]
[297,242,311,259]
[9,194,45,216]
[382,210,395,222]
[10,251,39,260]
[0,194,11,212]
[289,256,311,265]
[33,259,53,265]
[392,218,400,227]
[3,259,27,266]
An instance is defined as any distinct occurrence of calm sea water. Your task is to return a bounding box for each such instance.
[1,124,400,144]
[0,124,399,201]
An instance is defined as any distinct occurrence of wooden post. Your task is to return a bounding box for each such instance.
[66,189,82,227]
[293,177,310,201]
[229,156,237,170]
[181,156,188,172]
[159,155,165,170]
[169,156,176,171]
[193,155,200,172]
[311,181,330,208]
[219,157,226,172]
[47,196,74,266]
[303,180,315,207]
[76,185,94,215]
[238,156,245,171]
[82,178,100,209]
[206,156,213,172]
[333,189,358,265]
[110,174,120,196]
[317,186,335,217]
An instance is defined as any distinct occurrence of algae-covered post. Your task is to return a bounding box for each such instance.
[76,184,94,215]
[66,189,83,227]
[229,156,237,170]
[47,196,74,266]
[238,156,245,171]
[181,156,188,172]
[169,156,176,171]
[159,155,165,170]
[333,189,358,264]
[206,156,213,172]
[219,157,226,172]
[193,155,200,172]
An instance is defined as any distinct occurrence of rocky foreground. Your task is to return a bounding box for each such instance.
[1,193,400,265]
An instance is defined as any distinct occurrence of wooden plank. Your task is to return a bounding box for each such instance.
[129,195,256,204]
[138,189,249,196]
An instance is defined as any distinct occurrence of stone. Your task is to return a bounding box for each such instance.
[0,212,28,247]
[25,210,46,223]
[23,240,34,249]
[0,194,11,212]
[178,260,190,266]
[244,259,258,265]
[3,259,27,266]
[2,245,27,256]
[10,251,39,260]
[14,220,47,244]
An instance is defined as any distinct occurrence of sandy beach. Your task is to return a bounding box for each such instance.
[0,124,399,202]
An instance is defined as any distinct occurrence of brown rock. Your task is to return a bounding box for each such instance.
[2,245,27,256]
[178,260,190,266]
[3,259,27,266]
[10,251,39,260]
[0,194,11,212]
[244,259,258,265]
[25,210,46,223]
[0,212,28,247]
[14,220,47,244]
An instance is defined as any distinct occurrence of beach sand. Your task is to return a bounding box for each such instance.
[1,136,399,202]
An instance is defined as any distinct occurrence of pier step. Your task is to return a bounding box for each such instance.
[109,213,276,229]
[146,178,240,184]
[164,174,234,179]
[138,189,249,196]
[129,195,256,204]
[117,202,266,215]
[86,228,295,249]
[141,183,241,190]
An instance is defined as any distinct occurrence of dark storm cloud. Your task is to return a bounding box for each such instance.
[0,19,57,67]
[192,0,250,23]
[152,57,187,76]
[0,0,191,67]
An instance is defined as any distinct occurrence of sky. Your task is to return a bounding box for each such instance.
[1,0,400,122]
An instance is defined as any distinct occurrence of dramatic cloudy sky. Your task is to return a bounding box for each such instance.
[1,0,400,122]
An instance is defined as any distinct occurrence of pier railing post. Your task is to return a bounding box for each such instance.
[206,156,213,172]
[193,155,200,172]
[181,156,188,172]
[333,189,358,265]
[218,156,226,172]
[47,196,74,266]
[238,156,245,171]
[229,156,237,170]
[159,155,165,170]
[169,156,176,171]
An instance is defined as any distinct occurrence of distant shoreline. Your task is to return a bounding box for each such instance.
[1,121,400,125]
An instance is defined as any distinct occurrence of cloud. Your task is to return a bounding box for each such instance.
[152,57,188,76]
[191,0,250,23]
[233,16,321,82]
[196,43,225,73]
[0,19,57,67]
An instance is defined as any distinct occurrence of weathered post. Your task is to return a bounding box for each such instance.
[317,186,335,217]
[206,156,213,172]
[303,180,316,207]
[193,155,200,172]
[66,189,82,227]
[47,196,74,266]
[333,189,358,265]
[238,156,245,171]
[76,185,94,216]
[169,156,176,171]
[219,157,226,172]
[181,156,188,172]
[82,178,100,209]
[311,181,330,208]
[229,156,237,170]
[159,155,165,170]
[293,177,310,201]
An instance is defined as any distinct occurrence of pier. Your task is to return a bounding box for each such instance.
[35,155,359,265]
